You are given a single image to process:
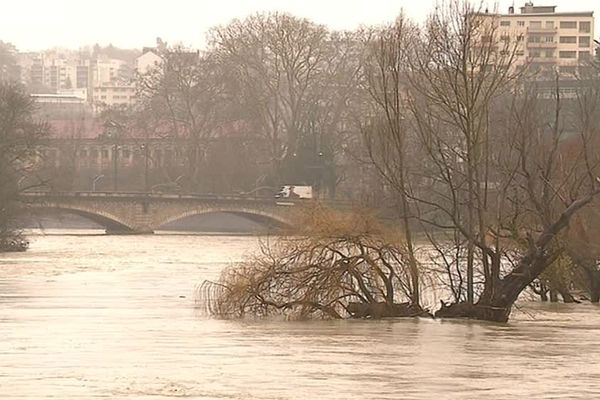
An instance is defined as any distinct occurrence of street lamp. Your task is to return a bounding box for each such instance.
[112,141,120,192]
[104,120,123,193]
[140,143,149,192]
[92,174,104,192]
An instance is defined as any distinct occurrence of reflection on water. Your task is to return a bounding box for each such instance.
[1,231,600,399]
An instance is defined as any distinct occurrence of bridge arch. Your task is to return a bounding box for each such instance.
[154,207,292,231]
[28,205,134,233]
[20,192,300,234]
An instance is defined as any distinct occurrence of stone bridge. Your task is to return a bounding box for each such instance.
[19,191,309,234]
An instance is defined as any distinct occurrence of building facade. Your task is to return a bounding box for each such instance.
[135,49,162,75]
[496,2,595,75]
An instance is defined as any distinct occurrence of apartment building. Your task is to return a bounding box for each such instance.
[496,2,595,75]
[92,83,136,108]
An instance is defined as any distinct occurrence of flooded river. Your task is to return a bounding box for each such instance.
[1,231,600,399]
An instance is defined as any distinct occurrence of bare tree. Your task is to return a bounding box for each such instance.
[360,15,422,307]
[198,206,429,319]
[137,46,225,192]
[0,83,48,250]
[210,13,349,189]
[362,2,600,321]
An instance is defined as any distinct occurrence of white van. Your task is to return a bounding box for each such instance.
[274,185,313,199]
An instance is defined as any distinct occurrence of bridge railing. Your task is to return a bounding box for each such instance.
[19,191,354,208]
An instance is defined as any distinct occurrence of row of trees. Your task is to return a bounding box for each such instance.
[115,14,366,197]
[199,2,600,322]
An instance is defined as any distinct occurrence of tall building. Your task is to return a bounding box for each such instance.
[496,2,595,75]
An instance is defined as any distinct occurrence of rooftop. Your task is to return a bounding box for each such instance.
[500,2,593,17]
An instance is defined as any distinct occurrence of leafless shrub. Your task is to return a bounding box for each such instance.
[198,205,428,319]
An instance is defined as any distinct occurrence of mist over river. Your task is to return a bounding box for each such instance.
[1,231,600,399]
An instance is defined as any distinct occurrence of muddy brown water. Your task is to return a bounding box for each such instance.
[1,231,600,399]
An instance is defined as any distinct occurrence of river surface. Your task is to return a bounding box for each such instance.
[1,231,600,399]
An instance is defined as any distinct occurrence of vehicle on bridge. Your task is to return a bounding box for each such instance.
[274,185,312,200]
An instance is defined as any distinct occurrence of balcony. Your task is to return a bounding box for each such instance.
[529,57,558,64]
[526,42,557,49]
[527,27,558,34]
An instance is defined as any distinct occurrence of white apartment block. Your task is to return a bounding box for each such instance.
[496,2,595,74]
[92,57,130,86]
[44,58,78,91]
[92,84,136,108]
[15,49,136,107]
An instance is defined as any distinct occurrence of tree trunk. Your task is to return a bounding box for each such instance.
[558,288,578,303]
[540,287,549,302]
[436,252,553,322]
[588,270,600,303]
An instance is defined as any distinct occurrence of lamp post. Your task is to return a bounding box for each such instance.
[92,174,104,192]
[104,120,122,193]
[140,143,149,192]
[112,142,119,192]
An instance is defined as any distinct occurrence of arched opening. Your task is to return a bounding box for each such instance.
[157,211,290,233]
[21,207,133,233]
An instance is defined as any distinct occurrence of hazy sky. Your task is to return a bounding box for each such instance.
[1,0,598,51]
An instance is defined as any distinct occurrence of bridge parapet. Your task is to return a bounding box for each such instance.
[19,191,326,234]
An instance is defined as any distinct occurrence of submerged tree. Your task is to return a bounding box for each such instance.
[361,1,600,321]
[360,15,422,308]
[567,206,600,303]
[0,83,48,250]
[198,206,429,319]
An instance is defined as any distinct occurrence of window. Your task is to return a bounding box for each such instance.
[517,21,525,27]
[560,21,577,29]
[529,50,541,58]
[544,36,554,43]
[528,35,541,43]
[91,149,99,159]
[530,21,542,28]
[559,51,577,58]
[545,21,554,29]
[579,21,591,33]
[560,66,576,75]
[516,50,525,56]
[559,36,576,44]
[500,21,511,26]
[102,150,109,159]
[122,149,131,159]
[500,35,510,42]
[79,150,88,158]
[544,50,555,58]
[579,36,590,47]
[579,51,591,61]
